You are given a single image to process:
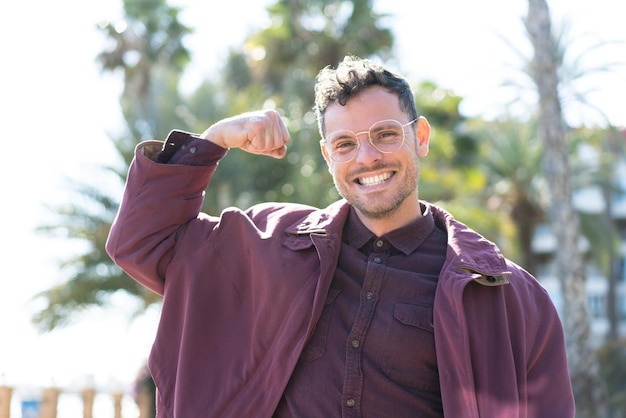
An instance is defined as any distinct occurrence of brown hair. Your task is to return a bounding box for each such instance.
[313,55,418,137]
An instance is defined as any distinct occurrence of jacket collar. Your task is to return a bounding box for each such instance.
[429,203,511,285]
[285,199,511,285]
[285,199,351,237]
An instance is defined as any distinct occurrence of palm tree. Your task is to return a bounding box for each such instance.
[201,0,395,211]
[32,0,191,331]
[472,117,544,274]
[525,0,607,414]
[578,126,626,342]
[31,0,398,332]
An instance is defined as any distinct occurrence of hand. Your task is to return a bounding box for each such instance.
[201,110,290,159]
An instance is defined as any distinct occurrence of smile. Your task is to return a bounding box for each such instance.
[357,171,393,186]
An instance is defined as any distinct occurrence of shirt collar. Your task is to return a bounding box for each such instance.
[343,203,437,255]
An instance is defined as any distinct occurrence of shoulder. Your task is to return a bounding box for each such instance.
[427,202,510,273]
[503,258,552,301]
[428,201,551,297]
[215,200,349,236]
[243,201,321,220]
[218,202,321,229]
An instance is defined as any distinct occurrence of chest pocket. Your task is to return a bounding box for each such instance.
[382,302,439,391]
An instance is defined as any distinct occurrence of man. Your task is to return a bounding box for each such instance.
[107,55,575,417]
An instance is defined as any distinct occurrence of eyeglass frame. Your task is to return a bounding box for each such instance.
[320,118,418,163]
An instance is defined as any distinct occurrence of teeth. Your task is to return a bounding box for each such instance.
[359,172,391,186]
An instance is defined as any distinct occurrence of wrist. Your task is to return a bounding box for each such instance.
[201,126,228,150]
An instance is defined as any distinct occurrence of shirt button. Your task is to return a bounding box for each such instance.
[373,257,381,264]
[189,146,197,154]
[351,339,360,348]
[365,291,374,300]
[346,399,356,407]
[375,239,384,247]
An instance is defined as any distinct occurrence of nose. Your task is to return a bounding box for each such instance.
[354,133,383,163]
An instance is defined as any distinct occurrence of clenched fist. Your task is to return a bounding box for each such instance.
[201,109,291,159]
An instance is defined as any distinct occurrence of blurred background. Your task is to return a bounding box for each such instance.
[1,0,625,416]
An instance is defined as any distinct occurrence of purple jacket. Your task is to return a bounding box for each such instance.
[107,141,575,417]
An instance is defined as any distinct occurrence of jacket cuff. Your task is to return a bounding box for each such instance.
[157,130,228,166]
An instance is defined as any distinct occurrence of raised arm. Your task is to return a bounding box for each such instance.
[106,110,291,294]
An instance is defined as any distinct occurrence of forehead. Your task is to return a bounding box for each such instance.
[324,86,404,132]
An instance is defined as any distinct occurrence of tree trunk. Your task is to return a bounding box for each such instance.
[525,0,608,416]
[511,194,541,276]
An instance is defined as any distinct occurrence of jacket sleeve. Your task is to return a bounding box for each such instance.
[460,265,575,417]
[524,284,576,417]
[105,135,226,295]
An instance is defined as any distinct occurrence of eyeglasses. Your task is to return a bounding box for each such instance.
[320,119,417,163]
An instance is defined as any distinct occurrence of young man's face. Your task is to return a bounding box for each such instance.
[321,86,430,223]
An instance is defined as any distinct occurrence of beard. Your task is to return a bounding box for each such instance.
[333,157,420,220]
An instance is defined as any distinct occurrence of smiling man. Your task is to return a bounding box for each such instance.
[320,85,430,236]
[107,55,575,417]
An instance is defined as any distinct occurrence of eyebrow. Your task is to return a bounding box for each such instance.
[331,131,358,140]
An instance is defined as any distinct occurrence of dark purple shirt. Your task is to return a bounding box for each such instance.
[275,207,447,417]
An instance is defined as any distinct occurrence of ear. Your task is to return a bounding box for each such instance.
[415,116,430,157]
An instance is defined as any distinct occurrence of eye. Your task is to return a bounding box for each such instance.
[333,139,358,152]
[328,131,358,153]
[373,129,401,142]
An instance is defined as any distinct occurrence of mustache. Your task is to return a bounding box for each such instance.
[348,163,397,178]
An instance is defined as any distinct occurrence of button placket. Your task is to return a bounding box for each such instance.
[341,251,387,417]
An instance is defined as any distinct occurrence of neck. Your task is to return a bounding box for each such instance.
[355,198,422,237]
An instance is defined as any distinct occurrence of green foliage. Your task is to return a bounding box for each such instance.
[188,0,396,213]
[33,178,160,331]
[569,126,625,278]
[33,0,193,331]
[33,0,625,343]
[31,0,397,330]
[413,82,500,243]
[596,339,626,415]
[465,116,545,269]
[98,0,192,140]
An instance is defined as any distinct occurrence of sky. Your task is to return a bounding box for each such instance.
[0,0,624,415]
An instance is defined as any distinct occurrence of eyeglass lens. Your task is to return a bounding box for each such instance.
[325,119,410,162]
